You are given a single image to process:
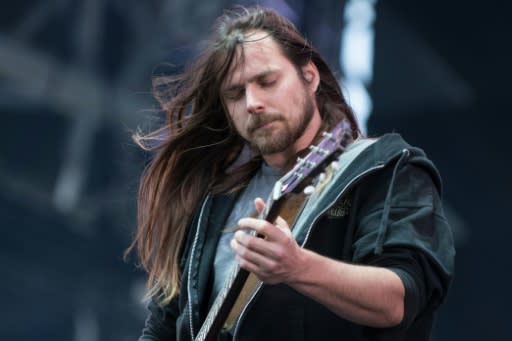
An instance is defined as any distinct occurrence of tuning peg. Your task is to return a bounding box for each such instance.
[303,185,315,195]
[321,131,336,141]
[309,145,329,156]
[318,172,326,182]
[296,156,317,169]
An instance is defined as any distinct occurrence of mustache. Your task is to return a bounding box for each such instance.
[247,113,283,133]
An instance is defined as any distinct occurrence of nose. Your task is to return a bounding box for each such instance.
[245,85,265,114]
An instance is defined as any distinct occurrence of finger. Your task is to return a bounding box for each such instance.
[230,235,276,269]
[238,218,284,241]
[254,197,265,214]
[232,230,277,256]
[274,216,290,230]
[274,217,292,238]
[235,254,274,282]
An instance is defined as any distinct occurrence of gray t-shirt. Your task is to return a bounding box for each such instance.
[209,163,284,307]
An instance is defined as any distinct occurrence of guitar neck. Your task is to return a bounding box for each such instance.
[195,267,249,341]
[194,197,285,341]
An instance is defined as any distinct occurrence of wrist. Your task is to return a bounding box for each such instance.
[285,247,316,287]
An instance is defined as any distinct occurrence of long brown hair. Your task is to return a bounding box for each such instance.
[128,6,359,305]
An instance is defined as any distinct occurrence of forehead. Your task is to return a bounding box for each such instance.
[222,30,290,87]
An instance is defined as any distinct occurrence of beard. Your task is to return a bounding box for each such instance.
[247,92,315,155]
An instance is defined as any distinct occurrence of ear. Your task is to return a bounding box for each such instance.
[301,61,320,94]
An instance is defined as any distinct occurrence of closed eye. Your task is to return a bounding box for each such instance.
[223,87,245,101]
[258,75,277,88]
[260,80,275,88]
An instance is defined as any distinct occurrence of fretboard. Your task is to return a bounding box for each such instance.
[194,199,284,341]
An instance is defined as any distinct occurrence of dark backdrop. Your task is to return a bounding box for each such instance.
[0,1,510,340]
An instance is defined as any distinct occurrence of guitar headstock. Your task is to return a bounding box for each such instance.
[273,119,353,199]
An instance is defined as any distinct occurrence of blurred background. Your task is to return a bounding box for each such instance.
[0,0,510,340]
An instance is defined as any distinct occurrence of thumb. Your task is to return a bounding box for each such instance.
[274,216,291,234]
[254,197,266,214]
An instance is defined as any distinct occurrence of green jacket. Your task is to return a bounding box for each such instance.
[140,134,455,341]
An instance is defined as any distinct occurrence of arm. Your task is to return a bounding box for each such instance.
[287,248,405,327]
[231,198,404,328]
[231,163,454,329]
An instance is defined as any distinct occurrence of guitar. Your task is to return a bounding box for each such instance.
[195,119,353,341]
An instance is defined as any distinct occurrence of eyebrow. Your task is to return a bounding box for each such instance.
[222,70,276,93]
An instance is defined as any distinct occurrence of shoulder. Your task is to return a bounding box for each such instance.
[351,134,443,194]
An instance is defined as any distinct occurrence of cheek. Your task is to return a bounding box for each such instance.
[279,81,305,108]
[227,103,247,133]
[294,84,310,108]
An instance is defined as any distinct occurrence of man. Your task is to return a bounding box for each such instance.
[129,6,455,341]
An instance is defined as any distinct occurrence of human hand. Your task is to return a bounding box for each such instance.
[230,197,303,284]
